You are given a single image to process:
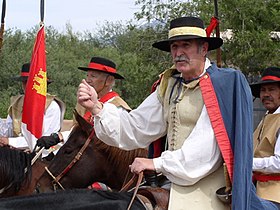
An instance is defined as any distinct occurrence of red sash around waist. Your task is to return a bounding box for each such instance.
[253,173,280,182]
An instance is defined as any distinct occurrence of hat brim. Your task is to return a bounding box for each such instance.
[152,35,223,52]
[12,76,54,84]
[78,67,124,79]
[250,80,280,98]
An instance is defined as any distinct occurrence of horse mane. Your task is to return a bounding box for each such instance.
[72,110,148,175]
[0,146,33,197]
[94,138,148,175]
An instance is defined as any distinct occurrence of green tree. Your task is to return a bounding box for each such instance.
[1,0,279,119]
[134,0,280,75]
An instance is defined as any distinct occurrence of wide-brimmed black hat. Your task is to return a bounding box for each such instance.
[250,67,280,98]
[152,17,223,52]
[78,57,124,79]
[13,63,53,84]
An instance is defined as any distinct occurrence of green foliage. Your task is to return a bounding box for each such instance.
[0,0,279,119]
[134,0,280,75]
[219,0,280,73]
[135,0,196,23]
[0,21,172,118]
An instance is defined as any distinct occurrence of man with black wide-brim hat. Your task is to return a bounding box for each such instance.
[0,63,66,158]
[75,56,129,120]
[77,17,277,209]
[36,57,131,163]
[250,67,280,208]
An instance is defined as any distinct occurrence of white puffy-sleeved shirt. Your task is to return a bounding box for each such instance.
[8,100,61,156]
[253,106,280,173]
[94,76,222,186]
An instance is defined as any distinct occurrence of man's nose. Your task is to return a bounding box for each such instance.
[85,77,92,83]
[176,47,185,55]
[261,91,272,99]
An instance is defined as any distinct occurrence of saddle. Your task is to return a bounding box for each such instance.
[137,186,169,210]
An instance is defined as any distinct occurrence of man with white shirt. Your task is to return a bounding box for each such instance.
[251,67,280,208]
[0,63,65,158]
[77,17,277,209]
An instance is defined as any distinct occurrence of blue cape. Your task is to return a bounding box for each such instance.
[207,63,277,210]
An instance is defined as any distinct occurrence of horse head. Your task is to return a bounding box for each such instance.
[37,110,148,193]
[0,145,49,198]
[0,146,33,198]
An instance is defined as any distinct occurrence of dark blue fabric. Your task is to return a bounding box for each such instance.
[0,189,146,210]
[207,63,277,210]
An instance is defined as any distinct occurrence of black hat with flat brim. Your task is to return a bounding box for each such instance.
[152,16,223,52]
[250,67,280,98]
[13,63,54,84]
[78,57,124,79]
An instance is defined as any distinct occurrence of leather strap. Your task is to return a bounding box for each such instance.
[119,172,144,210]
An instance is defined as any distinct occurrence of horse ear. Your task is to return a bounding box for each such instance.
[73,109,93,135]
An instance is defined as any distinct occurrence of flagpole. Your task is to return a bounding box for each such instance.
[214,0,222,67]
[40,0,44,26]
[0,0,6,53]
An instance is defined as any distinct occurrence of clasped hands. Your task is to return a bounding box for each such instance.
[77,79,103,115]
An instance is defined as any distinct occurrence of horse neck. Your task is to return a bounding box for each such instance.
[17,159,49,196]
[98,146,146,191]
[103,164,132,191]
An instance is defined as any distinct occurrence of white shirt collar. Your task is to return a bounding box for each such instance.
[273,106,280,114]
[179,58,211,80]
[200,58,211,77]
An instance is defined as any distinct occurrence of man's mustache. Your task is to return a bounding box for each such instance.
[261,96,273,102]
[174,55,189,62]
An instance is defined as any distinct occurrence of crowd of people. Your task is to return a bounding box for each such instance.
[0,16,279,210]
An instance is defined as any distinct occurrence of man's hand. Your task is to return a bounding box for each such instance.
[0,137,8,147]
[77,79,103,115]
[36,133,60,149]
[129,157,155,174]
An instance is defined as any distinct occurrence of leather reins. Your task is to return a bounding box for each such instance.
[120,171,144,210]
[45,128,96,190]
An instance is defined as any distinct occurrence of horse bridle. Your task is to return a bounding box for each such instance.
[44,128,96,191]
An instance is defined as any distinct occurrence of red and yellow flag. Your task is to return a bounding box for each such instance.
[22,25,46,149]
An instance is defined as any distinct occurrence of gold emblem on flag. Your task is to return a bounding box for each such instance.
[32,69,47,96]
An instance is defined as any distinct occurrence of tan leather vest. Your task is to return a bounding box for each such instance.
[8,94,66,137]
[159,73,203,150]
[254,113,280,157]
[253,113,280,203]
[158,68,227,210]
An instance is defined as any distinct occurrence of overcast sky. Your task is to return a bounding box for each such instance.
[3,0,139,32]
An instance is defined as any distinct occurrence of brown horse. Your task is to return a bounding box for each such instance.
[37,111,169,209]
[0,146,48,198]
[37,110,148,193]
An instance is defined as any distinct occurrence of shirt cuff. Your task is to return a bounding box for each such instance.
[252,157,263,170]
[60,130,71,143]
[8,136,28,148]
[93,102,109,118]
[93,103,115,120]
[153,157,163,173]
